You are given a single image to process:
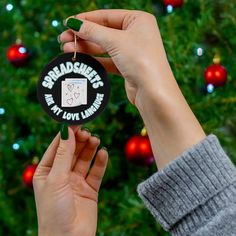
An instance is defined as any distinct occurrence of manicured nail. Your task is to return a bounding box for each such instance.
[60,123,69,140]
[81,127,90,133]
[63,19,67,26]
[101,146,108,151]
[66,18,83,31]
[92,134,100,139]
[60,43,64,51]
[57,35,61,43]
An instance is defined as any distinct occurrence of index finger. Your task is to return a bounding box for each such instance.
[60,9,138,44]
[38,133,60,168]
[72,9,132,29]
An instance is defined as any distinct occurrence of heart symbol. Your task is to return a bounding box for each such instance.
[67,98,73,105]
[74,92,80,99]
[67,84,74,92]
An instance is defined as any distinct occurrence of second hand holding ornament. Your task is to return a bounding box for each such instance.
[37,29,110,125]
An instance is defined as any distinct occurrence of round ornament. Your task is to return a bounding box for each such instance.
[23,164,37,187]
[163,0,184,8]
[7,43,30,67]
[37,52,110,125]
[125,134,154,166]
[204,64,227,87]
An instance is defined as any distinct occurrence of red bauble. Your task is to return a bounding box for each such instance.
[125,135,154,166]
[164,0,184,8]
[22,164,37,187]
[204,64,227,87]
[7,44,30,67]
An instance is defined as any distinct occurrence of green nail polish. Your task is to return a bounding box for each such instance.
[92,134,100,139]
[81,127,90,133]
[60,43,64,51]
[66,18,83,31]
[101,146,108,151]
[60,123,69,140]
[57,35,61,43]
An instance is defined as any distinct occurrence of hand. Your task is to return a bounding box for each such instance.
[59,9,172,107]
[33,126,108,236]
[59,10,205,170]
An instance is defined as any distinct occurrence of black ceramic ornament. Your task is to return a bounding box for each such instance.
[37,52,110,125]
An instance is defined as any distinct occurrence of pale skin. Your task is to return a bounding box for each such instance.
[33,9,206,236]
[33,127,108,236]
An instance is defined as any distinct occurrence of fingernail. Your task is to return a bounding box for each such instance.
[60,123,69,140]
[60,43,64,51]
[81,127,90,133]
[57,35,61,43]
[66,18,83,31]
[92,134,100,139]
[101,146,108,151]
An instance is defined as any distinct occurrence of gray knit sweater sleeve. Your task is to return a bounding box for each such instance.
[137,134,236,236]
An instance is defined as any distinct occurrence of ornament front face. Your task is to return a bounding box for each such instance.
[37,53,110,125]
[204,64,227,87]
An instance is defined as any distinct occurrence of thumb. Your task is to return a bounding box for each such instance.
[50,124,76,177]
[65,17,119,50]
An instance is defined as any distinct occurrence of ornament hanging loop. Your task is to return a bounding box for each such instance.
[72,34,77,61]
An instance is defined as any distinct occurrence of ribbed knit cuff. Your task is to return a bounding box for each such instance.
[137,134,236,235]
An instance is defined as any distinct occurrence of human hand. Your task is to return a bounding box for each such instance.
[59,9,172,108]
[33,125,108,236]
[59,10,205,170]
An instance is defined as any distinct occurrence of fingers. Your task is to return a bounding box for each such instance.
[77,20,119,49]
[37,133,60,169]
[73,136,100,177]
[62,40,105,55]
[71,128,91,168]
[60,9,141,51]
[74,9,131,29]
[36,126,79,171]
[49,127,76,177]
[64,17,121,51]
[94,57,120,75]
[58,29,74,43]
[70,125,80,133]
[61,40,120,74]
[86,149,108,192]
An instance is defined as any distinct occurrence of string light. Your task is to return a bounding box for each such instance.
[0,108,5,115]
[34,32,40,38]
[167,5,174,13]
[19,46,27,54]
[196,47,204,56]
[26,229,33,235]
[12,143,20,150]
[6,3,13,11]
[207,84,214,93]
[51,20,59,27]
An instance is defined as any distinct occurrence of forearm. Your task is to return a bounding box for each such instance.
[136,64,206,170]
[137,134,236,235]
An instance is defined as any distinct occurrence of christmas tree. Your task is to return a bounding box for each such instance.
[0,0,236,235]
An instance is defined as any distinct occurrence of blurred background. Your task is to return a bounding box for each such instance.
[1,0,236,235]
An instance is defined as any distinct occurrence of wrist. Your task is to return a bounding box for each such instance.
[135,75,177,114]
[134,66,206,170]
[134,57,177,111]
